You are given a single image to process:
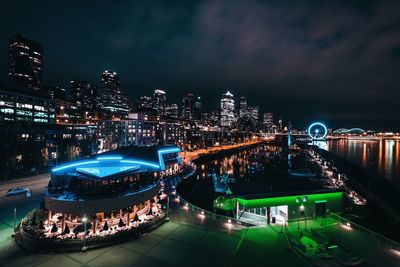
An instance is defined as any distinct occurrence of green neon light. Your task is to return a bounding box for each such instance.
[237,192,343,209]
[328,245,338,249]
[214,191,343,210]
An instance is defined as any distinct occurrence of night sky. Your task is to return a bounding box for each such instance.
[1,0,400,130]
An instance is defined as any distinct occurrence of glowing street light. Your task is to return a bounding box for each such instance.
[199,210,205,219]
[81,216,88,252]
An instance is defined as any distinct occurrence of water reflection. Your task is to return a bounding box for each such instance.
[197,145,282,182]
[324,140,400,188]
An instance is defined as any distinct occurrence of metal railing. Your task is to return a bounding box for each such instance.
[174,171,400,252]
[328,211,400,251]
[175,196,267,227]
[173,163,267,227]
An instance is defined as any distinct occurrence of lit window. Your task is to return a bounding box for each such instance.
[0,108,14,114]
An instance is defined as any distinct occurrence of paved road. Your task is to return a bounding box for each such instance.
[0,173,50,197]
[0,174,49,243]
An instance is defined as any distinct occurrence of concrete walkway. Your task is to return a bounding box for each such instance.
[286,217,400,267]
[0,200,308,267]
[0,160,399,266]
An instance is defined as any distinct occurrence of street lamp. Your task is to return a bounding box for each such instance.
[81,216,88,252]
[13,207,17,234]
[300,204,307,230]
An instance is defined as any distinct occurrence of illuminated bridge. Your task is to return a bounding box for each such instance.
[332,128,366,135]
[331,128,400,140]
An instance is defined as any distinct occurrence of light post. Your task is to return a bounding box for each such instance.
[297,214,300,229]
[300,204,306,230]
[81,216,88,252]
[304,207,307,230]
[11,191,31,236]
[13,207,17,233]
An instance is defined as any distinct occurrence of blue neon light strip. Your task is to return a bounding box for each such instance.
[120,160,160,169]
[52,147,181,173]
[97,156,123,160]
[157,147,181,170]
[52,160,100,172]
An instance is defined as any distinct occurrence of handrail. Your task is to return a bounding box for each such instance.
[328,211,400,250]
[174,163,265,227]
[176,193,266,227]
[176,164,400,252]
[177,163,312,228]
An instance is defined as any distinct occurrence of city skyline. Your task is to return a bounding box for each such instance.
[0,34,397,131]
[1,1,400,130]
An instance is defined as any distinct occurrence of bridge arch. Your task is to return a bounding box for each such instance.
[333,128,349,134]
[347,128,366,134]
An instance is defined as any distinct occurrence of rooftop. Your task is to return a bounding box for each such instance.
[227,172,340,199]
[98,145,180,165]
[51,145,181,178]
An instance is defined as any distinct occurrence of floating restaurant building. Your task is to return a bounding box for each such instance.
[16,145,182,251]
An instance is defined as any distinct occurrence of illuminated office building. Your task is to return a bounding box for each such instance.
[8,34,43,91]
[165,104,178,118]
[97,71,129,114]
[0,82,55,123]
[182,93,195,121]
[153,89,166,116]
[220,91,235,128]
[263,112,274,132]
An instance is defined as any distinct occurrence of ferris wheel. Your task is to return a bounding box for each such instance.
[308,122,327,140]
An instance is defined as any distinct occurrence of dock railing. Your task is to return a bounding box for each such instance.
[328,211,400,251]
[175,195,266,227]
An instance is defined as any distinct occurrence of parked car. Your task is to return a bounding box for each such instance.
[6,187,32,197]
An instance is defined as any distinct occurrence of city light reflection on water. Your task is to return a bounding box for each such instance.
[197,145,282,182]
[322,139,400,188]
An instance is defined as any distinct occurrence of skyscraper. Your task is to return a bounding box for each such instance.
[70,80,96,112]
[263,112,274,132]
[194,96,202,121]
[153,89,166,115]
[97,70,129,114]
[220,91,235,127]
[182,93,195,121]
[8,34,43,91]
[239,96,247,118]
[248,106,259,121]
[46,85,66,100]
[166,104,178,118]
[137,96,153,111]
[201,111,220,126]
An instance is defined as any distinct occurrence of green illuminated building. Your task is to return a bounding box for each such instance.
[214,190,343,222]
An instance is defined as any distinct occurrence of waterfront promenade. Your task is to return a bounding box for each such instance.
[0,142,399,266]
[1,176,399,266]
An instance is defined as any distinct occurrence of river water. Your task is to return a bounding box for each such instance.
[317,139,400,189]
[187,142,400,241]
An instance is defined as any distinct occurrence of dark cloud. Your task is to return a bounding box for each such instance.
[0,0,399,130]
